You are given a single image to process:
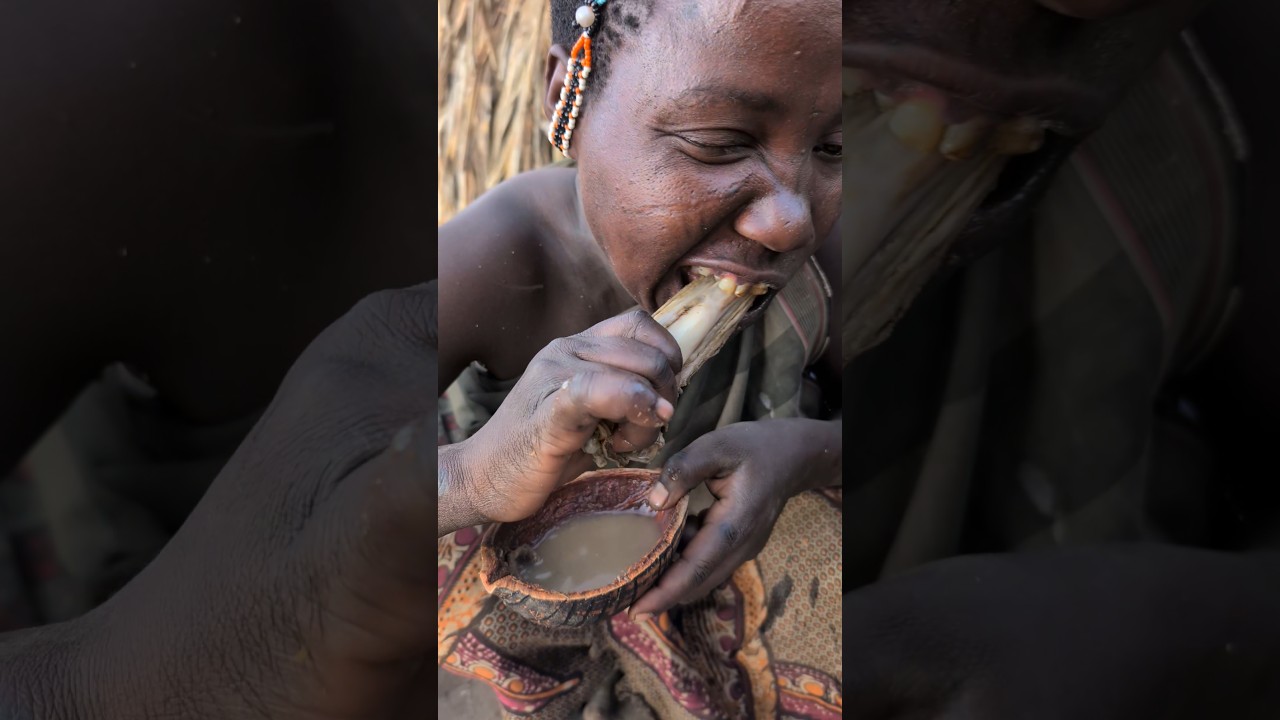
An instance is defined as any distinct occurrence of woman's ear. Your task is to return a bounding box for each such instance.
[543,44,572,123]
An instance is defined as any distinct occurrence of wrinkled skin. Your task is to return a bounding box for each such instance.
[1,0,1278,717]
[566,0,842,313]
[441,309,682,532]
[439,0,844,624]
[2,286,445,718]
[1,0,843,715]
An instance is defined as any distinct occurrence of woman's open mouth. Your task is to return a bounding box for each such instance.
[655,265,778,326]
[652,269,777,387]
[841,50,1084,364]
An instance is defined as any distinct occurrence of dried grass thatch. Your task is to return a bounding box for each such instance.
[438,0,555,225]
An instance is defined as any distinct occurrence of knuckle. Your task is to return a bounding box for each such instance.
[545,336,575,358]
[567,369,596,401]
[623,309,651,338]
[644,349,670,382]
[342,286,438,355]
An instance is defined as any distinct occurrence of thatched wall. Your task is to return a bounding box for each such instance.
[438,0,555,224]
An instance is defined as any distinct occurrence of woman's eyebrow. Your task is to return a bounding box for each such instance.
[667,85,783,114]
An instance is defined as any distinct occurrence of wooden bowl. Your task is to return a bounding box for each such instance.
[477,468,688,628]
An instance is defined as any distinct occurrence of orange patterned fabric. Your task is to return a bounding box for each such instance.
[437,489,842,719]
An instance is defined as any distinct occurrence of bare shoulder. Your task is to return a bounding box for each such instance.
[438,166,577,385]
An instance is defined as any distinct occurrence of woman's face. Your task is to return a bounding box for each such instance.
[550,0,842,313]
[838,0,1208,361]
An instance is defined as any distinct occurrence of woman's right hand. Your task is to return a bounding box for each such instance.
[445,309,682,525]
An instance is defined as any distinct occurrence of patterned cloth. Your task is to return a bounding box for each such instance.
[438,260,842,719]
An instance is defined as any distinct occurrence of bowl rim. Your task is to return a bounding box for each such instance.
[477,467,688,600]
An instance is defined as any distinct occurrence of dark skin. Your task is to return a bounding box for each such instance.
[2,1,1279,719]
[437,0,845,618]
[0,0,841,715]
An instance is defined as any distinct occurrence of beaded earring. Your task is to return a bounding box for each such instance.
[548,0,606,158]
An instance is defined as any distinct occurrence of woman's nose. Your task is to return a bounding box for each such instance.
[734,187,815,254]
[1035,0,1147,19]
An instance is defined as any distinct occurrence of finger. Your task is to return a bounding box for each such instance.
[582,309,683,374]
[548,369,675,444]
[559,451,599,486]
[607,421,661,456]
[648,432,738,510]
[573,336,680,408]
[629,500,750,617]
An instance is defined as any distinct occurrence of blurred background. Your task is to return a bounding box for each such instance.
[438,0,555,225]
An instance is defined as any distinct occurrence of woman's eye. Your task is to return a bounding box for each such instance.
[675,134,751,163]
[816,142,843,159]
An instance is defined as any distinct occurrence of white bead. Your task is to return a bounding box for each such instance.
[560,88,567,101]
[581,67,591,78]
[575,6,595,27]
[568,117,576,129]
[570,106,579,118]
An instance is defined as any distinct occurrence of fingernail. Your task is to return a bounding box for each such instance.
[656,398,675,421]
[648,483,669,509]
[632,612,652,623]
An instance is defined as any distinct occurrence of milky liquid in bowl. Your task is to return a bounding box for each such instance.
[515,511,663,594]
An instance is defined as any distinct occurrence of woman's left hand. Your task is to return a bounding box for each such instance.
[629,418,840,618]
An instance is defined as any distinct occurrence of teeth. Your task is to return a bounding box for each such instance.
[874,91,899,112]
[851,70,1048,163]
[686,267,772,298]
[888,97,946,154]
[939,117,992,161]
[990,117,1046,156]
[654,275,755,384]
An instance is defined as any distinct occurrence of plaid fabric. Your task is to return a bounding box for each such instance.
[844,40,1241,586]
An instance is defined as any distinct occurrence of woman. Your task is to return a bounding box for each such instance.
[436,0,843,716]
